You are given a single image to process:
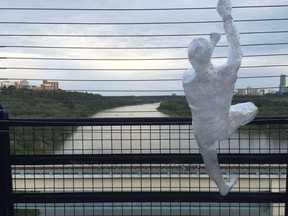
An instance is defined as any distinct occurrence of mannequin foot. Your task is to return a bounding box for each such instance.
[219,176,237,196]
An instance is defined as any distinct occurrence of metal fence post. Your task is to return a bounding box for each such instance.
[0,104,14,216]
[285,164,288,216]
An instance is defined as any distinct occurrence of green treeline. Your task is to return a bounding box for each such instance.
[0,88,150,118]
[157,94,288,117]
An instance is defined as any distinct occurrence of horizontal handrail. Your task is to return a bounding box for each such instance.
[14,192,288,204]
[10,153,288,165]
[1,116,288,126]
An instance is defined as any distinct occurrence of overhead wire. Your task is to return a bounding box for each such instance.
[1,42,288,50]
[0,30,288,37]
[0,4,287,11]
[1,53,288,61]
[0,18,288,25]
[1,65,288,71]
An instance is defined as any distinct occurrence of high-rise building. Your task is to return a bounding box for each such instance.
[279,74,287,94]
[41,80,59,90]
[280,74,286,86]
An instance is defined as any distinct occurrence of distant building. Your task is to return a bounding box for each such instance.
[247,87,256,96]
[1,79,60,91]
[280,74,286,86]
[279,74,287,94]
[247,87,264,96]
[280,86,288,94]
[237,89,246,96]
[268,89,277,94]
[30,85,41,90]
[258,89,265,96]
[19,80,30,89]
[41,80,59,91]
[1,81,19,89]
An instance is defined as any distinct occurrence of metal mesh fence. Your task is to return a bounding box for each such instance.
[9,121,288,155]
[5,118,286,216]
[12,163,286,193]
[14,202,281,216]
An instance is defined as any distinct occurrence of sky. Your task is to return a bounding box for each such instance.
[0,0,288,96]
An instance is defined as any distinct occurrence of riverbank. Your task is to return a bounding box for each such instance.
[0,88,157,118]
[157,94,288,117]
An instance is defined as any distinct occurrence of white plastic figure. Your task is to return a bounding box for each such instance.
[182,0,258,196]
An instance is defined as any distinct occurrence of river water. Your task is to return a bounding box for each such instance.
[91,102,169,118]
[57,103,287,154]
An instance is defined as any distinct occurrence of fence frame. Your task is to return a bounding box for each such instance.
[0,104,14,216]
[0,104,287,216]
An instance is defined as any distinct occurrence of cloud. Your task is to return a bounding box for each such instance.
[0,0,287,95]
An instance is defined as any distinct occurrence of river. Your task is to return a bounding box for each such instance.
[57,103,287,154]
[91,102,169,118]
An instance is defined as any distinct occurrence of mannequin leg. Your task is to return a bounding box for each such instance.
[199,143,237,196]
[228,102,258,136]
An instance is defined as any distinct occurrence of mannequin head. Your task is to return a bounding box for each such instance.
[188,33,221,69]
[188,38,213,68]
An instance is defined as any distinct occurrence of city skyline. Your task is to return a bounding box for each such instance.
[2,75,287,96]
[0,79,60,91]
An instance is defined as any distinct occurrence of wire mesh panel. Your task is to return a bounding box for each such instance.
[14,202,284,216]
[5,118,287,216]
[9,120,288,155]
[11,163,287,193]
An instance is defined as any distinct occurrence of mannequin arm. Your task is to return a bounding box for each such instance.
[217,0,242,72]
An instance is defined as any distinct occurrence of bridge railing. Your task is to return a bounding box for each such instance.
[0,104,287,216]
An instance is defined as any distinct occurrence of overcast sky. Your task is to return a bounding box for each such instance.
[0,0,288,95]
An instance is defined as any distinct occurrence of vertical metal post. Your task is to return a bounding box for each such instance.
[285,164,288,216]
[0,104,14,216]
